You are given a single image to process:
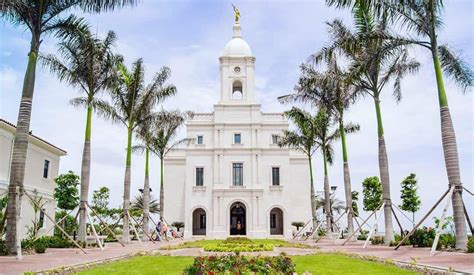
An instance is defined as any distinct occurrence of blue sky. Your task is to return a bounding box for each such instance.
[1,0,472,229]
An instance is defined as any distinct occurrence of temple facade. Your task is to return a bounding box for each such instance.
[164,22,311,239]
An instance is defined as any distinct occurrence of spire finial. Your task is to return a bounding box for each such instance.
[232,4,240,23]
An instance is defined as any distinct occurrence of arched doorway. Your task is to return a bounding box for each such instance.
[230,202,246,235]
[270,208,283,235]
[192,208,206,235]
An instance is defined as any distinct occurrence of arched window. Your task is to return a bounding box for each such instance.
[270,208,284,235]
[232,80,243,100]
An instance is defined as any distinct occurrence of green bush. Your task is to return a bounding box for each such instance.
[409,227,435,247]
[370,236,384,245]
[437,233,455,249]
[467,236,474,253]
[0,239,6,255]
[184,253,295,274]
[203,243,273,253]
[389,233,411,247]
[34,240,47,254]
[357,230,369,241]
[223,237,253,244]
[21,236,75,252]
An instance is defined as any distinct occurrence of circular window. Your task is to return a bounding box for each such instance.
[234,66,241,73]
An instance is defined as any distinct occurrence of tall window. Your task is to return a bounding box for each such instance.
[196,167,204,186]
[272,134,278,144]
[233,163,243,186]
[234,133,241,144]
[197,135,203,145]
[39,209,45,228]
[232,80,243,100]
[272,167,280,186]
[43,160,50,179]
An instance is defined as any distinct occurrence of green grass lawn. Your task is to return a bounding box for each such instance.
[78,254,416,275]
[160,238,312,250]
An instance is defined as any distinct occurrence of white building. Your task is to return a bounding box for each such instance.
[164,22,311,239]
[0,119,66,240]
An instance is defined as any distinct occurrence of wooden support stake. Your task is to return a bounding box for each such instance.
[342,202,383,246]
[391,207,404,236]
[430,186,454,256]
[129,212,155,243]
[395,188,451,250]
[86,202,125,247]
[363,203,385,248]
[463,201,474,235]
[86,208,103,250]
[127,212,142,246]
[24,190,86,254]
[35,209,76,242]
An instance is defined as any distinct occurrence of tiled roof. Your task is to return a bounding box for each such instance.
[0,118,67,154]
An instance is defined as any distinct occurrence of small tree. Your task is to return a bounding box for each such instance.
[362,177,382,212]
[171,222,184,232]
[54,171,80,211]
[91,187,110,223]
[399,173,421,228]
[0,195,8,237]
[351,191,359,217]
[291,221,306,231]
[26,189,46,239]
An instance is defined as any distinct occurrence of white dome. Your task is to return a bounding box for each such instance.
[222,38,252,57]
[221,23,252,57]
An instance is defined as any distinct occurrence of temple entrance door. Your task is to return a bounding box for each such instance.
[230,202,246,235]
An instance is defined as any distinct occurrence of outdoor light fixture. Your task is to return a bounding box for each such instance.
[330,186,337,192]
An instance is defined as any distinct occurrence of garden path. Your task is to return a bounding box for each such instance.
[311,239,474,273]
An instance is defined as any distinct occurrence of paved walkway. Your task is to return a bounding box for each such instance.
[311,239,474,273]
[1,238,473,274]
[0,239,183,275]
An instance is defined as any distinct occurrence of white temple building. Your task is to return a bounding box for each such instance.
[164,22,311,239]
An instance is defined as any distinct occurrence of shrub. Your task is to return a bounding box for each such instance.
[183,253,295,274]
[467,236,474,253]
[357,230,369,241]
[171,221,184,232]
[34,240,47,254]
[409,227,435,247]
[437,233,455,250]
[223,237,253,244]
[370,236,384,245]
[22,236,75,252]
[0,239,6,255]
[203,243,273,253]
[291,221,305,231]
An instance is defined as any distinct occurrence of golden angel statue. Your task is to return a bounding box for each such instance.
[232,4,240,23]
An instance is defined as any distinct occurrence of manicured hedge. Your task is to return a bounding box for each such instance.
[203,243,273,253]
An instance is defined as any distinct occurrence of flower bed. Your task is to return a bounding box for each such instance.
[203,243,273,253]
[183,253,295,274]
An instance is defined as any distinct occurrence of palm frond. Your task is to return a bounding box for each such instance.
[438,45,473,92]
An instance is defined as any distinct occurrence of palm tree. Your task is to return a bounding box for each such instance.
[41,26,120,243]
[131,193,160,217]
[0,0,138,254]
[107,59,176,243]
[360,0,472,251]
[315,194,346,217]
[132,118,155,237]
[276,107,321,230]
[279,56,360,238]
[313,107,358,232]
[147,111,193,219]
[314,2,419,243]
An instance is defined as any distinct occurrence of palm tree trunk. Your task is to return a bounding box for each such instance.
[159,156,164,219]
[78,106,93,242]
[431,46,467,250]
[374,97,394,244]
[323,147,332,233]
[6,37,40,254]
[339,118,354,238]
[142,147,150,239]
[308,155,317,230]
[122,126,133,243]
